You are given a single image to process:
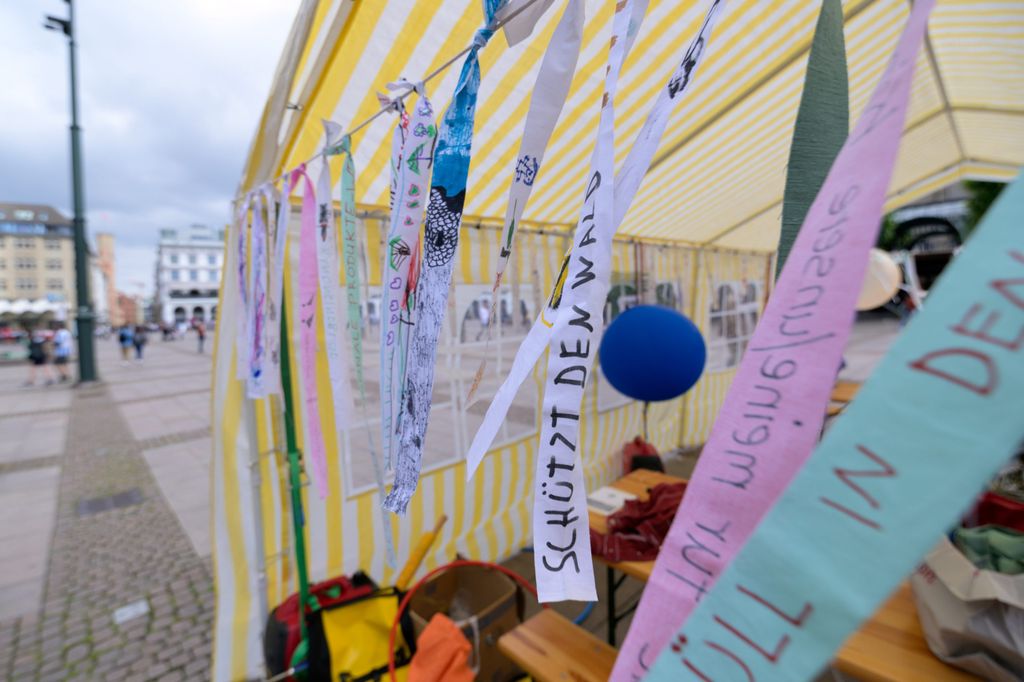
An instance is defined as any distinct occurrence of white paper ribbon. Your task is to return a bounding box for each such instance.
[381,95,436,470]
[529,0,645,603]
[314,150,356,442]
[245,186,276,398]
[265,174,293,399]
[466,0,726,482]
[326,130,398,568]
[466,0,585,405]
[235,197,251,380]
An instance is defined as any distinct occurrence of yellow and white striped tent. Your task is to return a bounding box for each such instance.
[212,0,1023,678]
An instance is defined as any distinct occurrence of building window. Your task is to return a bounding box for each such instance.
[189,270,198,281]
[207,254,216,265]
[188,254,197,265]
[0,280,6,290]
[15,238,34,249]
[207,269,218,282]
[47,279,63,290]
[171,270,180,282]
[15,258,36,270]
[0,258,5,269]
[707,280,762,372]
[169,253,179,265]
[45,239,61,250]
[16,278,36,291]
[46,259,61,270]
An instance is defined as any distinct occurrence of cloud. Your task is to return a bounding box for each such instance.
[0,0,298,295]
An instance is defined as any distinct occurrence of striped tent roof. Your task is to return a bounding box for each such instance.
[239,0,1023,252]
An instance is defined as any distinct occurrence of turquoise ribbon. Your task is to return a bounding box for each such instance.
[648,174,1024,680]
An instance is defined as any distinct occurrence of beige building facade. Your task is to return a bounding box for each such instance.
[0,203,77,326]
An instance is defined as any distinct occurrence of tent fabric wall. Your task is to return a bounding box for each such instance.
[211,196,771,679]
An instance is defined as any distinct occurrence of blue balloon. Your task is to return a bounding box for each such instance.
[598,305,706,402]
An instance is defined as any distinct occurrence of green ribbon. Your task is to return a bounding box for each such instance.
[777,0,848,276]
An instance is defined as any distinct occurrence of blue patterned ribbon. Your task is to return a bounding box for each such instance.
[384,0,504,514]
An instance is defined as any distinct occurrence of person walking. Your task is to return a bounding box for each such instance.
[24,328,55,386]
[476,300,490,341]
[118,325,134,362]
[52,323,73,382]
[132,325,148,360]
[196,321,207,354]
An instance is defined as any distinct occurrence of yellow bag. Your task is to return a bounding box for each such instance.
[307,587,414,681]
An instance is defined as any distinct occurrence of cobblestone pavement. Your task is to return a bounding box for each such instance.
[0,336,215,681]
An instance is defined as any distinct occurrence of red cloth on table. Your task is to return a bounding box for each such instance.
[590,482,686,562]
[964,491,1024,533]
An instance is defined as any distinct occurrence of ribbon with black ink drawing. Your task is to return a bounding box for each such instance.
[234,196,251,381]
[618,0,937,676]
[245,185,277,399]
[264,173,293,399]
[464,0,726,478]
[382,0,505,515]
[527,0,648,604]
[383,104,404,468]
[381,91,436,472]
[466,0,585,405]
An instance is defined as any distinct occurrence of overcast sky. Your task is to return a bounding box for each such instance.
[0,0,298,296]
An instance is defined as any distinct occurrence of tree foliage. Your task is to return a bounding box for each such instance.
[964,180,1006,238]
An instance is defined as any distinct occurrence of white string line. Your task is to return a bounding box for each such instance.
[239,0,550,200]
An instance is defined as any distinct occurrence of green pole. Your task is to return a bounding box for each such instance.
[47,0,97,381]
[279,296,312,669]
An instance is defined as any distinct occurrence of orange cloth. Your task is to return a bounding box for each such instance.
[409,613,475,682]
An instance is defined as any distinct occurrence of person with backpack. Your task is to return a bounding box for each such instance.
[132,325,148,360]
[24,328,54,386]
[118,325,134,362]
[52,323,73,382]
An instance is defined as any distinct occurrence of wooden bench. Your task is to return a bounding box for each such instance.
[498,584,977,682]
[497,609,615,682]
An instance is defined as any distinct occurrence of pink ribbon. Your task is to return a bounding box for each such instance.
[293,164,329,499]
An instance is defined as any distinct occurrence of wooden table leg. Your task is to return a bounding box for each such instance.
[607,563,617,646]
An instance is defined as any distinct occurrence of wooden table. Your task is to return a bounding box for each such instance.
[834,582,978,681]
[590,469,681,644]
[590,470,974,680]
[831,379,862,404]
[827,380,862,417]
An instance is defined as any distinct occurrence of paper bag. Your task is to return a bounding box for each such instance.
[911,536,1024,681]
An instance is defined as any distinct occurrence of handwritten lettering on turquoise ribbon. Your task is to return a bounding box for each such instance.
[647,172,1024,682]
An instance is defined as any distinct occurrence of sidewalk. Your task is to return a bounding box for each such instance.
[0,335,215,681]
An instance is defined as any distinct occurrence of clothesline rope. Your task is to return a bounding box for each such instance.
[239,0,549,201]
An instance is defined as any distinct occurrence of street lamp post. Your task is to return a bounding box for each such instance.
[46,0,97,383]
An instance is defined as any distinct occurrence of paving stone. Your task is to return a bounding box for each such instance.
[147,661,171,679]
[0,344,215,681]
[64,641,90,665]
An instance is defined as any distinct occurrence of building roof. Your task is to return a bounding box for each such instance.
[157,224,226,247]
[0,203,71,227]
